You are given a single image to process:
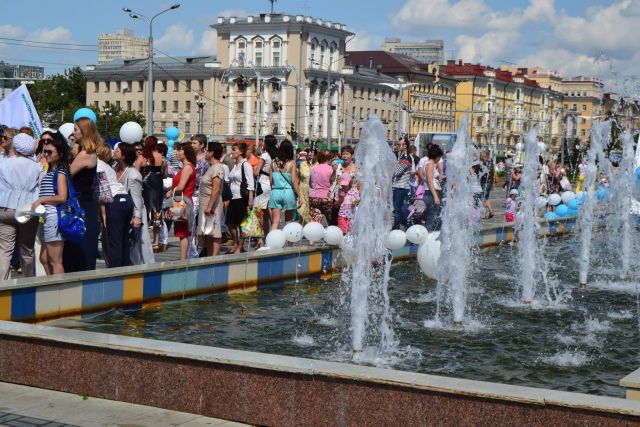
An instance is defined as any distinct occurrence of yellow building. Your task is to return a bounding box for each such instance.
[442,61,564,155]
[560,76,604,142]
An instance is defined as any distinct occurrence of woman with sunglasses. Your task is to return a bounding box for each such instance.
[31,134,69,275]
[36,131,55,169]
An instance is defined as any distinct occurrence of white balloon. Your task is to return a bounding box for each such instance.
[57,123,75,146]
[547,193,562,206]
[119,121,144,143]
[340,234,357,265]
[560,191,575,205]
[265,230,286,249]
[417,231,441,280]
[282,221,303,242]
[534,196,548,209]
[303,222,325,241]
[323,225,343,245]
[515,142,523,153]
[385,229,407,251]
[406,224,429,245]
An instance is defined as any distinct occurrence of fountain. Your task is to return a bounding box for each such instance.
[518,127,541,303]
[347,115,398,358]
[616,131,635,279]
[578,121,612,287]
[434,115,477,326]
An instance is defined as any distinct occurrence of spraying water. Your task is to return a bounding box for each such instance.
[617,131,635,279]
[518,127,541,303]
[579,121,612,287]
[436,115,477,325]
[348,115,398,357]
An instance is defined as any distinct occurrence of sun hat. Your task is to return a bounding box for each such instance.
[509,189,519,196]
[13,133,36,156]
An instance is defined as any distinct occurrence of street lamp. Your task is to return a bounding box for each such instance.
[194,91,207,134]
[123,3,181,136]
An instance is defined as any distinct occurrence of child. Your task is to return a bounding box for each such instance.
[505,189,518,223]
[337,181,361,233]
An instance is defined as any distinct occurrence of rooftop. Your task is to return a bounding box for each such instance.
[213,13,351,34]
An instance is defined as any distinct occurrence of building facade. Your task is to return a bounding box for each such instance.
[86,56,221,135]
[0,62,45,99]
[347,51,457,140]
[442,60,565,155]
[381,38,444,65]
[560,76,604,142]
[98,29,150,65]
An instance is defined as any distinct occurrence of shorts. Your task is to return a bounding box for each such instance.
[39,209,64,243]
[269,188,297,211]
[505,212,515,223]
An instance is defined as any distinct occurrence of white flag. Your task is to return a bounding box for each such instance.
[0,84,43,138]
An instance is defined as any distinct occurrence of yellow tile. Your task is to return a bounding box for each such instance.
[0,291,10,321]
[228,261,257,294]
[309,253,322,273]
[123,274,144,304]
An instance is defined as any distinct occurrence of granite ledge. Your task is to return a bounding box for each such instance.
[621,368,640,389]
[1,320,639,418]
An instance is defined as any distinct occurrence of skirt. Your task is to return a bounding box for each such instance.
[226,198,248,227]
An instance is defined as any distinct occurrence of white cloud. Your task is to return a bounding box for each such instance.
[391,0,555,33]
[346,30,380,51]
[155,23,195,54]
[0,24,25,38]
[554,0,640,59]
[193,29,217,56]
[27,27,73,44]
[456,31,520,64]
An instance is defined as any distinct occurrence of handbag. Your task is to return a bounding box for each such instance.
[167,190,189,223]
[53,168,86,244]
[94,170,113,205]
[240,161,249,200]
[222,181,233,201]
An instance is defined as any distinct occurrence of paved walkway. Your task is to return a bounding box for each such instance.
[0,382,245,427]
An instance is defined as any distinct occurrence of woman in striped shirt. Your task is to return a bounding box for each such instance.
[32,134,69,275]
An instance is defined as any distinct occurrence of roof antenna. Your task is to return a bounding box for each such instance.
[269,0,276,14]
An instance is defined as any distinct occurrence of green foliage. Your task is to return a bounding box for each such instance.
[604,110,622,155]
[30,67,86,128]
[96,104,146,139]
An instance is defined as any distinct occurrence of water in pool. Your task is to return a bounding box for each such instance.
[65,230,640,398]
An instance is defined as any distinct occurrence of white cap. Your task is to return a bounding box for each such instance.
[509,189,519,196]
[13,133,36,156]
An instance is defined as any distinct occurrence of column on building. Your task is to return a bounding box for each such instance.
[227,82,234,135]
[331,82,339,141]
[280,77,287,136]
[313,84,320,138]
[262,80,270,136]
[245,84,253,137]
[304,84,311,138]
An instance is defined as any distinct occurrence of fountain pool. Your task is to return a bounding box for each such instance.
[63,228,640,398]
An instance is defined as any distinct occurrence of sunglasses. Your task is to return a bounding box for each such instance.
[41,138,53,144]
[43,149,54,156]
[135,148,143,151]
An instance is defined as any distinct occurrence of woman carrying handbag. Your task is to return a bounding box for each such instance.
[165,142,196,260]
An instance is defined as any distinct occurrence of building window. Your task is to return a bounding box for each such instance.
[272,39,281,67]
[329,43,336,70]
[320,41,327,68]
[116,100,120,108]
[138,101,143,111]
[93,101,99,109]
[138,81,144,92]
[127,100,132,111]
[237,101,245,113]
[516,88,521,101]
[161,81,167,92]
[582,104,587,111]
[199,80,204,91]
[161,101,167,112]
[185,122,191,133]
[173,80,179,92]
[185,100,191,112]
[185,80,191,92]
[237,38,246,65]
[173,121,178,128]
[104,82,110,93]
[572,103,577,111]
[161,121,166,130]
[93,82,98,93]
[581,117,586,124]
[487,84,492,97]
[104,100,110,108]
[254,39,263,66]
[173,101,179,113]
[237,122,244,134]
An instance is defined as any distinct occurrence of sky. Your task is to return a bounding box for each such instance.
[1,0,639,94]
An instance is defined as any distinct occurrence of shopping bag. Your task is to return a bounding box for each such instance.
[241,207,263,238]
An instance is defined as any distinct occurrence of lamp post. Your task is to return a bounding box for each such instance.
[123,3,181,137]
[194,90,206,134]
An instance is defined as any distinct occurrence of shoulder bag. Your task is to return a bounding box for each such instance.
[53,168,86,244]
[240,161,250,200]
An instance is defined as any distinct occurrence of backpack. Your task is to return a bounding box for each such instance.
[53,168,86,244]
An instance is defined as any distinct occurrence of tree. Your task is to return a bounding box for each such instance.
[96,104,146,139]
[30,67,86,128]
[604,110,622,156]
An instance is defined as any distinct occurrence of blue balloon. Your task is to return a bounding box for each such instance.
[165,127,180,141]
[544,212,557,220]
[636,167,640,180]
[73,107,97,124]
[596,188,606,201]
[555,204,569,217]
[568,198,579,210]
[568,208,578,216]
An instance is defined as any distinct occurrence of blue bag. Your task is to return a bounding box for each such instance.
[53,168,86,244]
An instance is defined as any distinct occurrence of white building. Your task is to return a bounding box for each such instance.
[98,29,149,65]
[381,38,444,65]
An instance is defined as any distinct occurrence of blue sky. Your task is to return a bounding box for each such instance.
[1,0,638,93]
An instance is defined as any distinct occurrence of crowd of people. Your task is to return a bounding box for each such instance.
[0,118,586,279]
